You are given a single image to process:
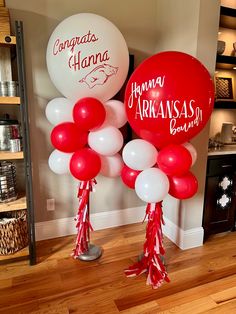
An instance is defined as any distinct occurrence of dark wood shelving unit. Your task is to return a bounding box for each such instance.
[0,22,36,265]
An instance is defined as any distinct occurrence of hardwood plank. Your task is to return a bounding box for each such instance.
[211,286,236,305]
[152,274,236,312]
[203,299,236,313]
[157,296,217,314]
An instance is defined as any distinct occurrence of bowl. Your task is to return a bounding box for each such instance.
[217,40,225,55]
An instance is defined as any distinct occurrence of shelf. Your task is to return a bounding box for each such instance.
[214,101,236,109]
[0,246,29,263]
[220,6,236,29]
[0,151,23,160]
[0,34,16,46]
[0,193,26,213]
[0,96,20,105]
[216,55,236,69]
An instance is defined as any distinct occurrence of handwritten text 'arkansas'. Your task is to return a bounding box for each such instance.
[127,76,203,135]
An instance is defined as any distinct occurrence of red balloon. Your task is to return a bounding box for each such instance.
[168,171,198,199]
[51,122,88,153]
[121,165,141,189]
[70,148,101,181]
[73,97,106,131]
[125,51,214,149]
[157,144,192,176]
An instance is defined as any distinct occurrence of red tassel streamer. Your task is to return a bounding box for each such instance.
[124,202,170,289]
[72,179,96,258]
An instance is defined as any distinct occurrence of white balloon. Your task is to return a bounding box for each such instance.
[103,100,127,128]
[88,125,124,156]
[182,142,197,166]
[46,13,129,103]
[45,97,74,125]
[122,139,158,171]
[135,168,170,203]
[100,154,124,177]
[48,150,73,174]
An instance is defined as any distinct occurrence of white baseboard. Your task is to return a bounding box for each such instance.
[35,206,145,242]
[162,216,204,250]
[35,207,204,250]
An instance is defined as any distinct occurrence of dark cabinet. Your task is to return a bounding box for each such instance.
[203,154,236,240]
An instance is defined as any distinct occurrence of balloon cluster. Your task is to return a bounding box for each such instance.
[122,50,214,289]
[121,139,198,201]
[123,51,214,203]
[45,13,130,182]
[47,97,127,180]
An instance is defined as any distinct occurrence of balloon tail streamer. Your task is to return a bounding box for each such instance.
[124,202,170,289]
[72,179,96,258]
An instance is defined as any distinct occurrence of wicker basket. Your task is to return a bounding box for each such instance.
[0,210,28,255]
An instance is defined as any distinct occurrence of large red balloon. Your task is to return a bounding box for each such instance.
[70,148,101,181]
[73,97,106,131]
[168,171,198,199]
[121,165,141,189]
[157,144,192,176]
[51,122,88,153]
[125,51,214,149]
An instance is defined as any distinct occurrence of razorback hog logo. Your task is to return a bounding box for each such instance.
[79,63,118,88]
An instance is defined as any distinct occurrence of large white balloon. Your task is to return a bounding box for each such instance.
[135,168,170,203]
[48,150,73,174]
[88,125,123,156]
[100,154,124,177]
[46,13,129,103]
[182,142,197,166]
[45,97,74,125]
[103,100,127,128]
[122,139,158,171]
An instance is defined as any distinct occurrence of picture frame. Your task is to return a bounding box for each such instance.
[215,77,233,100]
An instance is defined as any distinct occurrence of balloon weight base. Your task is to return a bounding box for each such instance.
[77,244,102,261]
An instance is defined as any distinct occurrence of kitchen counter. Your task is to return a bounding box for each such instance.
[208,144,236,156]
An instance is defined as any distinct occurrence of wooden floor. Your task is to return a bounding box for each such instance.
[1,223,236,313]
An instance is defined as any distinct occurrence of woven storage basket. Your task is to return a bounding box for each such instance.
[0,210,28,255]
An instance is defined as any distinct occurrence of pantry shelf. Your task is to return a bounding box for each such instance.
[0,34,16,46]
[0,193,26,213]
[0,96,20,105]
[0,246,29,262]
[0,151,23,160]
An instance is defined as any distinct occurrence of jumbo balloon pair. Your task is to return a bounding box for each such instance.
[46,13,214,203]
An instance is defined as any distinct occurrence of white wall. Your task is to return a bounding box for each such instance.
[155,0,220,231]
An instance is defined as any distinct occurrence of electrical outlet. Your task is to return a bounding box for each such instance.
[46,198,55,211]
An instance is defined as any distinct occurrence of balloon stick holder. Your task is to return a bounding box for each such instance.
[74,188,102,261]
[77,243,102,261]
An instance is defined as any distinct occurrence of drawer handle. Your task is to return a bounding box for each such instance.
[221,164,232,168]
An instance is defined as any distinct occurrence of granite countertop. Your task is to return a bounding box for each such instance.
[208,144,236,156]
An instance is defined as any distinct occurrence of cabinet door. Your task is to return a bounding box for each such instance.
[203,172,236,239]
